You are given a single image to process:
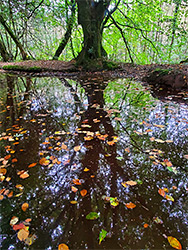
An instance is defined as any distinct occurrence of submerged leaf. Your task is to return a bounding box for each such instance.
[167,236,182,249]
[99,229,107,245]
[86,212,99,220]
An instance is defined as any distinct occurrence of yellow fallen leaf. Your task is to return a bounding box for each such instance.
[71,186,78,192]
[70,200,77,204]
[126,180,137,186]
[58,243,69,250]
[74,145,81,152]
[167,236,182,249]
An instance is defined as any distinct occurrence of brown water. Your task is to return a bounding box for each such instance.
[0,74,187,250]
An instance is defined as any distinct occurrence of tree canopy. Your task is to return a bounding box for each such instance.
[0,0,187,65]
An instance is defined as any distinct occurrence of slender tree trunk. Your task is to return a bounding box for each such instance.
[53,3,76,60]
[76,0,111,65]
[0,38,10,61]
[0,14,28,60]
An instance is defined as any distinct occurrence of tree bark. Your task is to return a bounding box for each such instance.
[0,14,28,60]
[76,0,111,65]
[0,37,10,61]
[53,3,76,60]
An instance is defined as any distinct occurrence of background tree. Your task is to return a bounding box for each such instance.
[0,0,187,65]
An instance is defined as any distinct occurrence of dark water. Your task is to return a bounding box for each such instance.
[0,74,187,250]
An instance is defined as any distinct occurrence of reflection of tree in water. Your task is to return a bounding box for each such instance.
[0,75,187,249]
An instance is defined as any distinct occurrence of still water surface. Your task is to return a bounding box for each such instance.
[0,74,187,249]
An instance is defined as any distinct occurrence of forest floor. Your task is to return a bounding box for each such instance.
[0,60,187,82]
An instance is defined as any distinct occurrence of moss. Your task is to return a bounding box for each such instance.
[153,68,172,76]
[102,60,119,70]
[75,58,119,71]
[3,65,43,72]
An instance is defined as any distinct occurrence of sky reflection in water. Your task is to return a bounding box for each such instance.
[0,74,187,250]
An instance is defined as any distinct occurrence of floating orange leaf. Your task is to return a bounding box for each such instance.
[12,158,18,163]
[74,145,81,152]
[126,180,137,186]
[143,223,149,228]
[19,171,29,179]
[4,154,11,160]
[58,243,69,250]
[7,191,13,198]
[28,163,37,168]
[164,159,173,167]
[158,188,166,197]
[107,141,115,146]
[125,202,136,209]
[61,143,68,150]
[17,228,29,241]
[25,218,32,223]
[124,147,130,153]
[167,236,182,249]
[70,200,77,204]
[39,158,50,166]
[0,168,7,175]
[84,167,90,172]
[13,223,26,231]
[72,179,82,185]
[0,194,4,200]
[80,189,87,197]
[71,186,78,192]
[21,202,29,212]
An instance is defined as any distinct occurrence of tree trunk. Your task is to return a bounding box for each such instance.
[0,14,28,60]
[53,3,76,60]
[0,38,10,61]
[76,0,110,65]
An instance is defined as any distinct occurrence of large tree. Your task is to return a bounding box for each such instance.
[75,0,111,65]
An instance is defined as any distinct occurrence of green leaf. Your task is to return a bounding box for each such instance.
[110,197,119,207]
[99,229,107,245]
[86,212,99,220]
[136,179,143,184]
